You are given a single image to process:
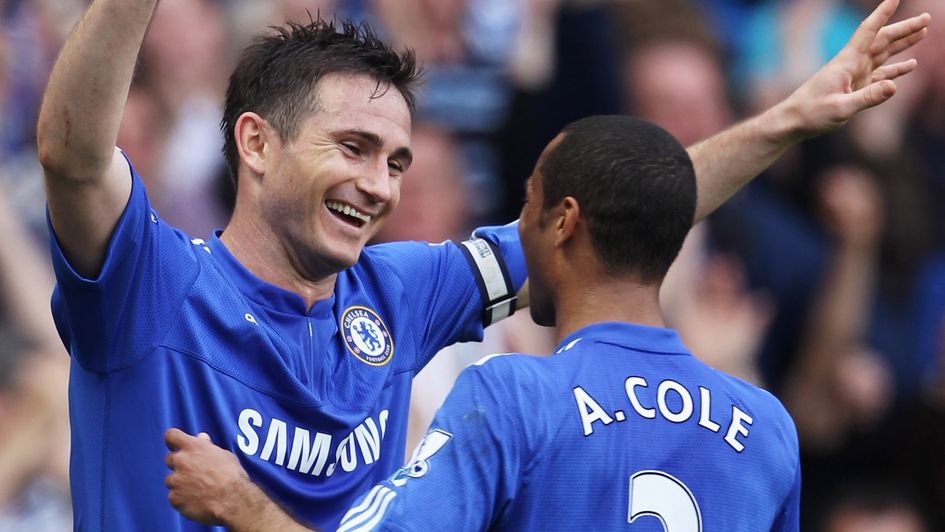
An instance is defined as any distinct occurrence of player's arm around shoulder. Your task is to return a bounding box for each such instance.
[163,429,315,532]
[338,355,535,531]
[37,0,159,278]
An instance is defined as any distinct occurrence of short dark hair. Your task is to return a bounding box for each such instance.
[221,17,421,186]
[539,115,696,282]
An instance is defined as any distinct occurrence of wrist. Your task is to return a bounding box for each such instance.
[762,95,809,147]
[216,475,264,530]
[837,237,880,256]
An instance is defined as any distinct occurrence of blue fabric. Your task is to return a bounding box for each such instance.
[50,158,526,531]
[343,322,800,531]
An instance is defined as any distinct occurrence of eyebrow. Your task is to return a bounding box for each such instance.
[338,129,413,166]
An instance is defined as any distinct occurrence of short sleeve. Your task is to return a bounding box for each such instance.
[48,156,199,373]
[366,221,525,370]
[337,365,523,531]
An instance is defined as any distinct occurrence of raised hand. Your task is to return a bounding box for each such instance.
[817,165,885,249]
[785,0,931,136]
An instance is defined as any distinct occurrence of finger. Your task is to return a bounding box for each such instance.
[197,432,211,442]
[849,0,901,54]
[848,79,897,113]
[168,491,183,512]
[876,12,931,46]
[881,27,928,59]
[165,450,178,470]
[165,472,175,490]
[165,427,198,451]
[871,58,917,82]
[165,428,186,451]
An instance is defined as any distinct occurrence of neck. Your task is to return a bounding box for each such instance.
[552,275,664,345]
[221,210,337,310]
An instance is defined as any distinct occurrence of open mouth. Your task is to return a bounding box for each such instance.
[325,200,372,229]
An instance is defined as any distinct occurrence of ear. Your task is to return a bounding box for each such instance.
[554,196,580,247]
[234,112,271,179]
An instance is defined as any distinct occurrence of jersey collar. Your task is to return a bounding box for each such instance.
[554,321,689,356]
[208,231,335,317]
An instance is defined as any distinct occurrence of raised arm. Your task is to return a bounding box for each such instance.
[36,0,160,277]
[689,0,930,222]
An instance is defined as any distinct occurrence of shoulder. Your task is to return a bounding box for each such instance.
[360,240,457,266]
[468,351,547,374]
[353,241,458,285]
[460,352,555,398]
[715,371,798,445]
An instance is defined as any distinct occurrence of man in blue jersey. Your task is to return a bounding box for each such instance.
[39,12,528,530]
[166,114,799,531]
[37,0,928,529]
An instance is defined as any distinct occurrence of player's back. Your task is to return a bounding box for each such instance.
[491,321,799,531]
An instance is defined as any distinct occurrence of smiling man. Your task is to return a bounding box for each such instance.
[35,0,929,530]
[39,13,523,531]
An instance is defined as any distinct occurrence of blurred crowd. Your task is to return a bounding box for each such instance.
[1,0,944,530]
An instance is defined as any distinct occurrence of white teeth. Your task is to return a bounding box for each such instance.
[326,201,372,223]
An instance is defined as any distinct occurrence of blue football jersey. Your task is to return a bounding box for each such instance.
[49,158,525,531]
[340,321,800,531]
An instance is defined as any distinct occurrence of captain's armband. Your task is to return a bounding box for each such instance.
[459,238,517,326]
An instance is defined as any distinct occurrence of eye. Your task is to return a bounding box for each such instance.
[388,161,404,177]
[341,142,362,156]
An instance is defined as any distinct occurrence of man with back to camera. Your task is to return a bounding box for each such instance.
[165,114,800,531]
[36,0,927,529]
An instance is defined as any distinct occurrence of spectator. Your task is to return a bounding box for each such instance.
[0,184,70,531]
[617,0,772,385]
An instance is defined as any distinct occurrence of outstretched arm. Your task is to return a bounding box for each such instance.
[36,0,160,277]
[689,0,930,222]
[513,1,929,311]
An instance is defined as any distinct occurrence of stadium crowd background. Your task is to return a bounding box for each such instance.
[0,0,943,530]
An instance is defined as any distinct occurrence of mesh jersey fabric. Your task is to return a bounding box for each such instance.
[341,321,800,531]
[49,156,526,531]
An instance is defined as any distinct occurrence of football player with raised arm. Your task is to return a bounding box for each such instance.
[168,114,799,531]
[37,0,927,529]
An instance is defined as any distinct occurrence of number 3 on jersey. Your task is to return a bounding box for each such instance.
[628,471,702,531]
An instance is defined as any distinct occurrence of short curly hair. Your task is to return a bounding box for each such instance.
[539,115,696,282]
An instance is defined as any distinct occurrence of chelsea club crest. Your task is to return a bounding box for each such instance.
[341,306,394,366]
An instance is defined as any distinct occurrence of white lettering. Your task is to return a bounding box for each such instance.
[354,418,382,465]
[657,380,693,423]
[339,433,358,472]
[625,377,656,419]
[237,410,389,477]
[237,409,263,455]
[575,377,754,453]
[287,428,332,475]
[573,386,614,436]
[724,406,753,452]
[260,418,288,466]
[698,387,720,432]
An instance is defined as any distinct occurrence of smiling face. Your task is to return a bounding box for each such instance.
[257,72,413,280]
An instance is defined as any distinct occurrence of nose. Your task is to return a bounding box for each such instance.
[356,161,394,204]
